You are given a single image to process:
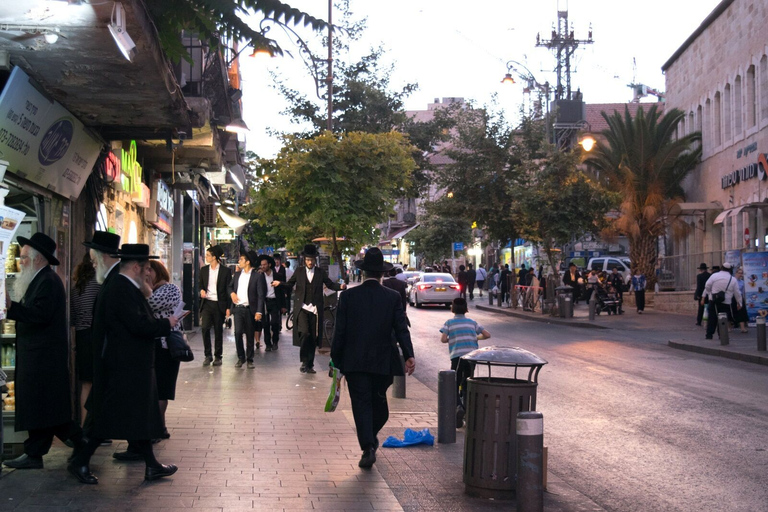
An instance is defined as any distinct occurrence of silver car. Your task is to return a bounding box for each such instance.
[410,272,461,308]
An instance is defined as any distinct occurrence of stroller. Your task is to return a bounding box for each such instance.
[594,282,621,315]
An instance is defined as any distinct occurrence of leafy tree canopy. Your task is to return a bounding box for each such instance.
[407,215,472,265]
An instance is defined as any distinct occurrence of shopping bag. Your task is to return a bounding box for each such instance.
[702,305,709,322]
[324,363,343,412]
[381,428,435,448]
[167,331,194,362]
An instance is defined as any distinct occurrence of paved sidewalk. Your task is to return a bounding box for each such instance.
[0,327,603,511]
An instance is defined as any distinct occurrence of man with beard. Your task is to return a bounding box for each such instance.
[258,255,284,352]
[3,233,87,471]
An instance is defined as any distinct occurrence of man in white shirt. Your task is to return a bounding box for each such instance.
[199,246,232,366]
[703,262,742,340]
[228,251,264,369]
[475,264,488,297]
[258,255,284,351]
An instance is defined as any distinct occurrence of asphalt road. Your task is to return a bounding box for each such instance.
[405,301,768,512]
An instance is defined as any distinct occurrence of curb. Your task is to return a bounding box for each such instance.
[475,304,609,330]
[667,340,768,366]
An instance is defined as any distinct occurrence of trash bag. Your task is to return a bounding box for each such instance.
[381,428,434,448]
[324,362,343,412]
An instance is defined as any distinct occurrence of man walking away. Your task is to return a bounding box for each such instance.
[475,264,487,297]
[331,248,415,469]
[694,263,711,326]
[703,262,742,340]
[466,263,477,300]
[457,265,468,300]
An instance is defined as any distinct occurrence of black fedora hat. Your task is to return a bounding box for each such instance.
[698,262,709,270]
[303,244,318,257]
[83,231,121,254]
[112,244,160,261]
[17,232,59,266]
[354,247,393,272]
[245,250,260,267]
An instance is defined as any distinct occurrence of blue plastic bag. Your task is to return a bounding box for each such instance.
[381,428,434,448]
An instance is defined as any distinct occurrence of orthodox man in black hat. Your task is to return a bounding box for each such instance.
[257,254,285,352]
[694,262,711,326]
[331,247,415,469]
[3,233,88,471]
[199,245,232,366]
[69,244,180,485]
[273,244,345,373]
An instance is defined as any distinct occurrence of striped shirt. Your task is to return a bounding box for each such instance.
[70,278,100,330]
[440,314,484,360]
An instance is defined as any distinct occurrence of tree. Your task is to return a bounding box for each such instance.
[250,131,416,271]
[408,215,472,266]
[583,105,701,285]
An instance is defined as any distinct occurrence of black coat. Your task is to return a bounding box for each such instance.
[331,280,414,376]
[695,271,711,300]
[228,269,265,317]
[563,269,581,288]
[382,276,408,311]
[199,264,232,314]
[272,265,287,309]
[282,266,342,347]
[7,266,70,431]
[91,274,170,440]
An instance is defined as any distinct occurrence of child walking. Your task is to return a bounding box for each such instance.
[440,298,491,427]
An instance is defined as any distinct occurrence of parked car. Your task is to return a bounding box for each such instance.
[587,257,632,283]
[409,272,460,308]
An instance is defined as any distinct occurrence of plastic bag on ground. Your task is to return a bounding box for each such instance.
[324,364,343,412]
[382,428,435,448]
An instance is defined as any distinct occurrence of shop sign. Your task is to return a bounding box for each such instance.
[155,180,173,216]
[214,228,235,241]
[0,67,101,200]
[133,183,150,208]
[721,153,768,189]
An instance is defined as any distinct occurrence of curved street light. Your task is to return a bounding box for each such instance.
[502,60,551,141]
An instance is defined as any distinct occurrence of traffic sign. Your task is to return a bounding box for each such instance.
[453,242,464,251]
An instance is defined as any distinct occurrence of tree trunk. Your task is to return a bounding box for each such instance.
[629,230,658,289]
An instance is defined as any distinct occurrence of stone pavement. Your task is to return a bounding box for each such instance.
[0,326,603,511]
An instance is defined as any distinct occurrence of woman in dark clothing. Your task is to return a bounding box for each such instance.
[71,252,100,425]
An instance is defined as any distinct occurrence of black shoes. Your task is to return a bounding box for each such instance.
[705,334,713,339]
[300,365,306,373]
[305,367,316,374]
[358,448,376,468]
[3,454,43,469]
[456,405,466,428]
[203,356,213,366]
[247,361,255,369]
[273,342,279,350]
[144,464,178,481]
[212,358,223,366]
[67,462,98,484]
[113,450,142,461]
[235,359,244,368]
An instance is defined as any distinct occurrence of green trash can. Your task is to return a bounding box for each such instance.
[461,346,547,499]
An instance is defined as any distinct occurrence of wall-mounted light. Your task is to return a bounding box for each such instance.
[224,119,249,134]
[108,2,136,62]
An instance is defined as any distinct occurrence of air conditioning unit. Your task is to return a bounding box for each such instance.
[202,203,217,227]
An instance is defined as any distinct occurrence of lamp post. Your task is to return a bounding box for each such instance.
[502,60,551,143]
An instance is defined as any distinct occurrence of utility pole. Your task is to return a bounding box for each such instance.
[326,0,333,132]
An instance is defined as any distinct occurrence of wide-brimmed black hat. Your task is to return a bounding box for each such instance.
[245,250,260,267]
[303,244,318,257]
[18,232,59,266]
[208,245,224,258]
[354,247,393,272]
[112,244,159,261]
[698,262,709,270]
[83,231,121,254]
[257,254,275,269]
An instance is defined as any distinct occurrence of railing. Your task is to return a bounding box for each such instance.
[656,251,725,292]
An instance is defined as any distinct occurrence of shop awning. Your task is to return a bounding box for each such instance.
[218,207,248,234]
[380,223,420,244]
[669,202,723,216]
[713,205,747,225]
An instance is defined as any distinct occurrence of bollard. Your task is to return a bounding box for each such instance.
[392,355,406,398]
[564,296,573,319]
[437,370,456,443]
[498,287,503,307]
[588,294,596,321]
[489,289,494,306]
[558,294,565,318]
[717,312,729,345]
[516,411,544,512]
[757,317,767,351]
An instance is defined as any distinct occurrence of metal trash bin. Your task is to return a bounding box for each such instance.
[461,346,547,499]
[555,285,573,318]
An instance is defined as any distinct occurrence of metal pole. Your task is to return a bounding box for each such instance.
[564,296,573,319]
[516,411,544,512]
[757,316,766,351]
[437,370,456,443]
[588,293,596,321]
[325,0,333,132]
[717,312,730,345]
[392,355,406,398]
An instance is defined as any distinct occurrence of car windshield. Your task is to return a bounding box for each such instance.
[422,273,456,283]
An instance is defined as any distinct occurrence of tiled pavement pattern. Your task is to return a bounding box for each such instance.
[0,327,600,511]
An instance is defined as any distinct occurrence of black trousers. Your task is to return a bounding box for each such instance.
[76,438,160,469]
[25,421,83,458]
[468,281,476,299]
[706,301,734,336]
[296,309,318,368]
[263,297,281,347]
[345,372,394,451]
[233,305,255,362]
[200,300,224,359]
[450,357,476,408]
[635,290,645,312]
[697,298,708,325]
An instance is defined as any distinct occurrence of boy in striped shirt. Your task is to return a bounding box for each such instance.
[440,298,491,426]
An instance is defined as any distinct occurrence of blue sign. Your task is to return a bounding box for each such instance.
[453,242,464,251]
[742,252,768,325]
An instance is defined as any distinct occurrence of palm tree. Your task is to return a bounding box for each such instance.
[584,105,701,286]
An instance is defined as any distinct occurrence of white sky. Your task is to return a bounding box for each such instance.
[240,0,723,158]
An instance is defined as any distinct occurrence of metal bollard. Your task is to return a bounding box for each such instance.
[588,294,596,321]
[437,370,456,443]
[517,411,544,512]
[717,312,729,345]
[498,288,503,307]
[564,296,573,319]
[392,355,406,398]
[757,317,767,351]
[489,289,494,306]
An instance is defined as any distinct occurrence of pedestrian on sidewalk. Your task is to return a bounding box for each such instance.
[630,269,647,314]
[475,264,487,297]
[732,267,748,333]
[71,252,100,427]
[703,262,742,339]
[258,254,283,352]
[457,264,468,300]
[199,245,232,366]
[440,298,490,427]
[331,247,415,469]
[694,262,711,326]
[466,263,477,300]
[607,267,625,314]
[229,251,264,368]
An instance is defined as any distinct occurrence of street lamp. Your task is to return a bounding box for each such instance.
[502,60,551,141]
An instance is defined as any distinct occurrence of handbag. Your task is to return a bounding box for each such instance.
[167,330,194,362]
[713,276,732,304]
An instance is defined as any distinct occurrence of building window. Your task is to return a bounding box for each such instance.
[704,99,711,152]
[724,84,731,141]
[761,55,768,122]
[747,64,756,128]
[714,91,721,147]
[734,75,742,134]
[679,116,685,139]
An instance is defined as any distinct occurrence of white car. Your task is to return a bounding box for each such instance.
[410,272,461,308]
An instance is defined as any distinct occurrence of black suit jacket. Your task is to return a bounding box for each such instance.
[228,269,265,316]
[563,269,581,288]
[199,263,232,314]
[282,265,342,346]
[273,265,287,308]
[331,280,413,376]
[382,276,408,311]
[695,271,711,300]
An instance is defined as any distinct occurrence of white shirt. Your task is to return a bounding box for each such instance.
[236,269,252,306]
[207,264,220,301]
[306,266,314,283]
[285,266,294,280]
[264,271,275,298]
[704,270,742,306]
